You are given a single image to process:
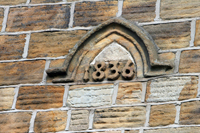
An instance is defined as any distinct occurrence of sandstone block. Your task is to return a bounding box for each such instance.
[49,59,65,68]
[179,50,200,73]
[0,34,26,60]
[116,82,143,104]
[0,0,26,5]
[0,88,15,111]
[67,84,114,107]
[16,85,64,110]
[122,0,156,22]
[0,60,45,85]
[34,110,68,132]
[144,127,200,133]
[180,100,200,125]
[194,20,200,46]
[93,106,146,129]
[31,0,62,4]
[146,76,198,102]
[74,1,118,27]
[149,104,176,127]
[28,30,87,58]
[160,0,200,20]
[125,130,139,133]
[0,112,32,132]
[6,4,70,32]
[69,110,89,131]
[143,22,191,50]
[84,131,121,133]
[0,8,3,31]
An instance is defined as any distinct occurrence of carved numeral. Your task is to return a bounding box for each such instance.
[92,62,106,81]
[108,61,120,80]
[83,66,90,82]
[121,60,135,80]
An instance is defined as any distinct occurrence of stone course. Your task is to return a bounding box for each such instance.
[0,88,15,110]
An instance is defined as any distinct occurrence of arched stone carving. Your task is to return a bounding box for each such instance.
[47,17,174,83]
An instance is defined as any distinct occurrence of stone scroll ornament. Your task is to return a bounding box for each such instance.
[46,17,174,83]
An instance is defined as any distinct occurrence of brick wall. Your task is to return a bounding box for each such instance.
[0,0,200,133]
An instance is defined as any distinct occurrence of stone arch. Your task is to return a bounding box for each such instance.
[47,17,174,83]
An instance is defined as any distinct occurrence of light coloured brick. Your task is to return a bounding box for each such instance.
[0,88,15,111]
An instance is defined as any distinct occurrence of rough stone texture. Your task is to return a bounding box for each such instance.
[122,0,156,22]
[125,130,139,133]
[0,8,3,31]
[49,59,65,68]
[0,60,45,85]
[67,84,114,107]
[144,127,200,133]
[143,22,191,50]
[93,106,146,129]
[28,30,87,58]
[0,0,26,5]
[6,5,70,32]
[69,110,89,131]
[158,52,176,62]
[116,82,143,104]
[85,132,121,133]
[31,0,62,4]
[74,1,118,27]
[160,0,200,20]
[0,88,15,111]
[16,85,64,110]
[146,76,198,102]
[34,110,68,132]
[149,104,176,127]
[0,34,26,60]
[91,42,134,65]
[179,50,200,73]
[180,100,200,125]
[0,112,32,133]
[194,20,200,46]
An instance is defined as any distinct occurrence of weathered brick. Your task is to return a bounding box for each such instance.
[125,130,139,133]
[179,50,200,73]
[146,76,198,102]
[0,88,15,111]
[149,104,176,127]
[122,0,156,22]
[116,82,143,104]
[0,60,45,85]
[69,110,89,131]
[93,106,146,129]
[0,0,26,5]
[28,30,87,58]
[144,127,200,133]
[0,112,32,132]
[84,132,121,133]
[34,110,68,132]
[0,8,3,31]
[143,22,191,50]
[49,59,65,68]
[6,5,70,32]
[0,34,26,60]
[67,84,114,107]
[74,1,118,27]
[158,52,176,62]
[194,20,200,46]
[16,85,64,110]
[31,0,62,4]
[160,0,200,20]
[180,100,200,125]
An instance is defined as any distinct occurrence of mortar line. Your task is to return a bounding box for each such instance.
[41,60,51,85]
[22,33,31,59]
[141,82,147,103]
[112,82,119,105]
[26,0,31,5]
[63,85,69,107]
[190,19,196,47]
[65,109,72,130]
[89,109,95,130]
[145,104,151,127]
[11,86,20,110]
[175,105,181,124]
[197,74,200,98]
[158,46,200,53]
[139,128,144,133]
[174,50,181,74]
[69,2,75,28]
[116,0,123,17]
[121,129,125,133]
[1,6,9,32]
[29,111,37,133]
[154,0,161,21]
